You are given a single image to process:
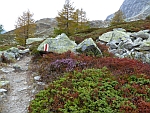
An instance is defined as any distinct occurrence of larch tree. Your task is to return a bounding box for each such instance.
[55,0,89,36]
[15,10,36,46]
[111,10,125,25]
[73,8,89,33]
[56,0,75,36]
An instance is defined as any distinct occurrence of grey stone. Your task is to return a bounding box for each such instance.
[13,64,22,71]
[75,38,102,56]
[145,53,150,63]
[122,38,133,50]
[37,82,45,86]
[26,38,45,45]
[99,30,129,43]
[113,28,126,32]
[6,47,19,53]
[0,88,7,93]
[0,67,15,73]
[139,40,150,50]
[133,52,145,60]
[133,37,143,46]
[4,52,16,61]
[107,41,118,49]
[17,86,28,92]
[37,33,77,53]
[131,31,149,39]
[109,49,117,54]
[18,49,30,54]
[118,41,124,49]
[0,81,10,87]
[89,20,110,28]
[34,76,41,81]
[115,53,125,58]
[143,30,150,33]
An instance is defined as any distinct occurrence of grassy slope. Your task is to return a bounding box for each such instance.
[71,20,150,44]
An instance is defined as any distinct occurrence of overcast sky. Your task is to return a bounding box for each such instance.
[1,0,124,31]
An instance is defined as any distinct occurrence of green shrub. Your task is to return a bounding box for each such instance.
[28,68,150,113]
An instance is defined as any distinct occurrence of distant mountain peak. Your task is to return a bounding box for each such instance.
[106,0,150,21]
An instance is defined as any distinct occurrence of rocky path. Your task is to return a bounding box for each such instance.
[0,56,37,113]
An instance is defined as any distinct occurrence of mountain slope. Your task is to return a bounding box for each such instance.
[106,0,150,21]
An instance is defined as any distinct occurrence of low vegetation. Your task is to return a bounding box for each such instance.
[28,52,150,112]
[29,44,150,112]
[28,17,150,112]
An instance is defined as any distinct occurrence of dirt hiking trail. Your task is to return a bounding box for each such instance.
[0,56,38,113]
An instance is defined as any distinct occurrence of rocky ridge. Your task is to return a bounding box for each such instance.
[5,18,109,37]
[35,18,58,37]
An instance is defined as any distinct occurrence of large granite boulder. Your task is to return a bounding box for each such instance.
[75,38,102,56]
[131,31,150,39]
[98,30,129,43]
[37,33,77,53]
[139,40,150,51]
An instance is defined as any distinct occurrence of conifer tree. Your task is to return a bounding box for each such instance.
[111,10,125,25]
[73,8,89,33]
[55,0,89,36]
[15,10,36,46]
[56,0,75,35]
